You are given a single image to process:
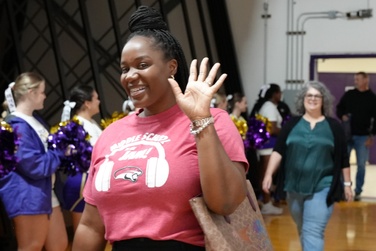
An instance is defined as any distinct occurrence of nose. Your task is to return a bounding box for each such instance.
[124,68,139,83]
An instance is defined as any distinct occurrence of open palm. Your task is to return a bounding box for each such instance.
[169,57,227,121]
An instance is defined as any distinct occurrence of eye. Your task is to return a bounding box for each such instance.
[121,67,129,74]
[139,62,149,69]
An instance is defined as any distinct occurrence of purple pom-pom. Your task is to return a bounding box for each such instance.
[0,121,19,178]
[244,116,271,150]
[48,118,92,176]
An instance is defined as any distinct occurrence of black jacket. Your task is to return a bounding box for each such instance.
[336,89,376,135]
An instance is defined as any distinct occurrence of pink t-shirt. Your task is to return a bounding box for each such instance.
[83,104,248,246]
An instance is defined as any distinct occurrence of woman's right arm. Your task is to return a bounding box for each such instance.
[262,151,282,193]
[262,117,298,193]
[72,203,107,251]
[270,121,281,136]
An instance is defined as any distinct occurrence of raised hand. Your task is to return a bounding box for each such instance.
[169,57,227,121]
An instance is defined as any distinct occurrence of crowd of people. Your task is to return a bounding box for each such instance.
[0,5,371,251]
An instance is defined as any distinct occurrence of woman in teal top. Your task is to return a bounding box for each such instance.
[262,81,353,251]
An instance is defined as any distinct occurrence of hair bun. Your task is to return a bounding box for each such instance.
[128,6,168,33]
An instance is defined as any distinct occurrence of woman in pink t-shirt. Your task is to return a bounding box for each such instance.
[72,6,248,251]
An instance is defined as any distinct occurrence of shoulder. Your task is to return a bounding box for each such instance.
[5,115,29,130]
[325,117,344,133]
[211,108,240,130]
[341,89,356,98]
[279,116,301,133]
[211,108,230,119]
[259,102,277,116]
[261,101,275,109]
[285,116,301,125]
[366,89,376,97]
[211,108,238,128]
[100,114,134,136]
[280,116,301,132]
[5,114,22,123]
[326,117,340,125]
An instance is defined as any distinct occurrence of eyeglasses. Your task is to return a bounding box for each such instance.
[305,94,323,100]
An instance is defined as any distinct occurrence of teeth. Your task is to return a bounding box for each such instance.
[130,87,145,93]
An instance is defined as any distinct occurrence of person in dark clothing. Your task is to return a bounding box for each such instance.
[277,100,292,119]
[249,84,283,215]
[336,71,376,201]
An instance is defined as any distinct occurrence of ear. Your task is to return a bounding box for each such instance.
[168,59,178,76]
[83,100,91,110]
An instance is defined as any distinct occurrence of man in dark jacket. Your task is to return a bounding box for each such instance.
[336,72,376,200]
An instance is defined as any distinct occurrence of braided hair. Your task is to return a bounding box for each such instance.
[250,83,281,117]
[127,6,189,92]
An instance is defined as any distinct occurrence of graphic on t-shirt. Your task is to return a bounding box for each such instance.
[114,166,143,182]
[95,135,170,192]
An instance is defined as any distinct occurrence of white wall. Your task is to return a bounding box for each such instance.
[226,0,375,110]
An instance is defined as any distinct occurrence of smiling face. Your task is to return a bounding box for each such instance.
[303,87,323,115]
[120,36,177,116]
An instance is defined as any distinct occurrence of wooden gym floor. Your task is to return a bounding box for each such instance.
[264,163,376,251]
[67,163,376,251]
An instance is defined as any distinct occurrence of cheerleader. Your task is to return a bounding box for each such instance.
[1,72,69,251]
[60,85,102,232]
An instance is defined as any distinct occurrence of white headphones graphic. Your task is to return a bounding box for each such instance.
[144,141,169,188]
[95,140,169,192]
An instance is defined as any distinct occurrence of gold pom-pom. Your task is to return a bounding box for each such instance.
[100,111,127,129]
[231,115,248,139]
[1,121,14,133]
[255,114,272,133]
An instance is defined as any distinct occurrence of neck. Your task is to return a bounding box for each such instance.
[231,108,241,118]
[76,110,92,121]
[357,86,369,92]
[304,111,323,120]
[270,98,278,105]
[15,103,34,116]
[142,98,176,117]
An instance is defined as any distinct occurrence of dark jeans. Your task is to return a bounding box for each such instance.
[348,135,369,195]
[112,238,205,251]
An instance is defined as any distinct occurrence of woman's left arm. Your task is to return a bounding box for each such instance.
[169,57,247,215]
[195,123,247,215]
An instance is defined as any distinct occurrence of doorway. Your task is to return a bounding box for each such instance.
[311,54,376,201]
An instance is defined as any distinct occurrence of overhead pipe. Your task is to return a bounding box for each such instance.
[286,0,291,89]
[297,11,342,82]
[262,0,269,86]
[286,0,295,89]
[295,12,329,84]
[299,16,329,82]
